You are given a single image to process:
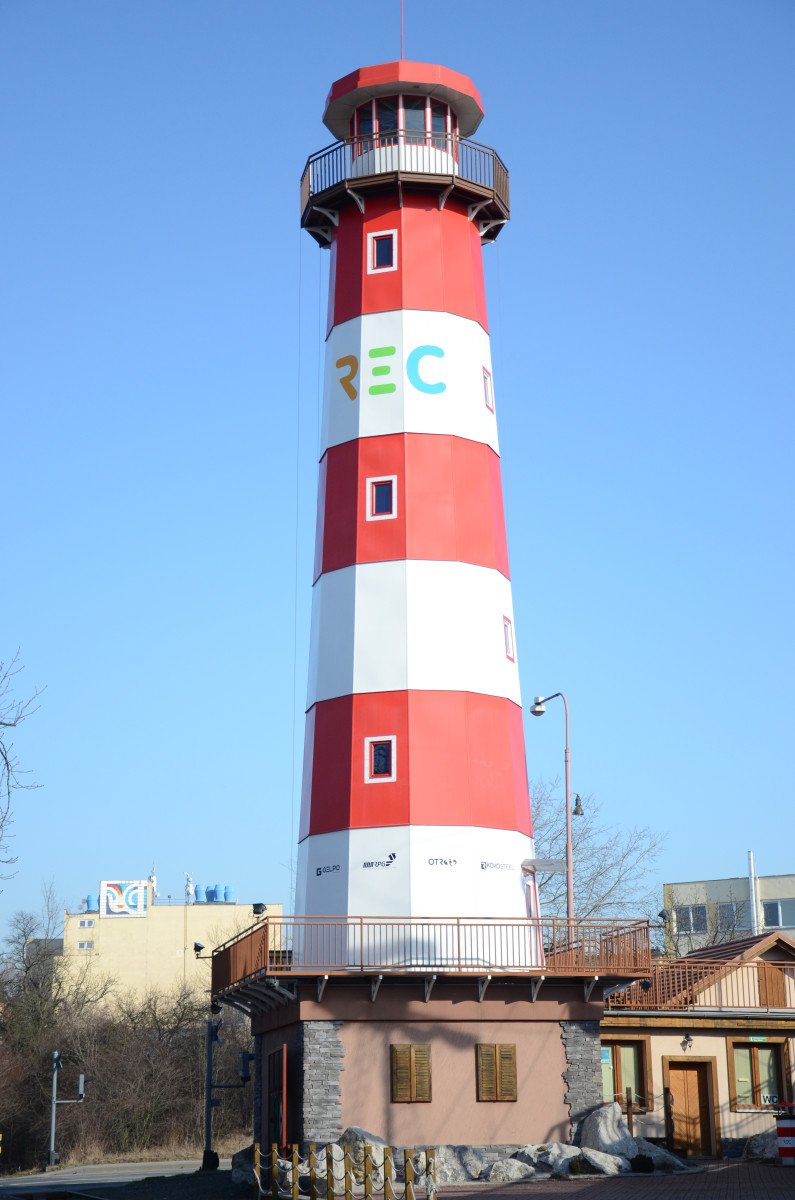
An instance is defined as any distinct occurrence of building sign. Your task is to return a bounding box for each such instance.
[100,880,148,917]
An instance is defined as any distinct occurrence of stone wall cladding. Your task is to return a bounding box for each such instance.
[560,1020,603,1141]
[300,1021,345,1145]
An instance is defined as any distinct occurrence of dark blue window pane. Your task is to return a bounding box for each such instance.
[372,741,392,776]
[373,481,393,514]
[373,236,394,269]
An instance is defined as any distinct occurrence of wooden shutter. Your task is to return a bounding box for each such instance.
[497,1044,517,1101]
[391,1044,431,1102]
[391,1044,412,1102]
[477,1044,517,1101]
[411,1044,432,1102]
[477,1044,497,1101]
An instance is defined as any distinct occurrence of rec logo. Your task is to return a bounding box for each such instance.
[481,861,512,871]
[316,864,341,877]
[428,857,457,867]
[363,852,397,869]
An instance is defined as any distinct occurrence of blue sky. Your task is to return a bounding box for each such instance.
[2,0,793,927]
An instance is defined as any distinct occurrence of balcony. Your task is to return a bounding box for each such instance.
[211,915,651,1007]
[300,134,510,247]
[606,958,795,1013]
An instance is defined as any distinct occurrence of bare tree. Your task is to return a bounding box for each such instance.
[531,778,665,921]
[0,652,42,880]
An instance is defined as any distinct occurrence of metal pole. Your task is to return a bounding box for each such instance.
[48,1051,59,1168]
[562,693,574,924]
[202,1018,217,1170]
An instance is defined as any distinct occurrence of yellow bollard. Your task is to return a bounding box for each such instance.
[344,1146,353,1200]
[309,1143,317,1200]
[364,1147,373,1200]
[271,1144,280,1200]
[292,1144,300,1200]
[327,1143,336,1200]
[404,1150,415,1200]
[384,1147,395,1200]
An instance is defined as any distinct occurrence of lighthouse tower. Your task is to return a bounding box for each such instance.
[296,61,537,924]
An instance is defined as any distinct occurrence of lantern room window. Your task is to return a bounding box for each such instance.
[351,96,456,149]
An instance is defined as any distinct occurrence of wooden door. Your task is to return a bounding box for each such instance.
[668,1063,711,1156]
[758,962,787,1008]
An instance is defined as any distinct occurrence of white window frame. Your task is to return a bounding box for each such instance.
[503,616,515,662]
[364,735,397,784]
[366,474,398,521]
[674,903,707,933]
[367,229,398,275]
[483,366,495,412]
[78,918,95,928]
[77,940,94,951]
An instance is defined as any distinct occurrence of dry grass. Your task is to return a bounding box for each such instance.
[62,1131,247,1166]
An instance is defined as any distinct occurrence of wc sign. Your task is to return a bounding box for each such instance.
[336,344,446,402]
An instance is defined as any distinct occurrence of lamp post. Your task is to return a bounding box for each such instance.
[530,692,581,924]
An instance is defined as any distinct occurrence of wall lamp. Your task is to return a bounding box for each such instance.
[680,1033,694,1052]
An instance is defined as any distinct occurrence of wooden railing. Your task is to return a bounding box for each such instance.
[606,959,795,1012]
[300,134,510,218]
[211,916,651,994]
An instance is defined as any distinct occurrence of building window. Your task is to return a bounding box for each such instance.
[763,899,795,928]
[675,904,707,934]
[77,941,94,951]
[483,367,494,412]
[717,901,750,931]
[391,1044,431,1102]
[476,1044,517,1102]
[727,1038,789,1110]
[503,616,515,661]
[366,475,397,521]
[365,735,397,783]
[367,229,398,274]
[78,918,95,928]
[601,1039,651,1110]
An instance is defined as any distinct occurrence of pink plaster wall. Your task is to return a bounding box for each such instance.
[339,1018,570,1146]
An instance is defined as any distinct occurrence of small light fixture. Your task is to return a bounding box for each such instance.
[210,999,222,1015]
[572,793,584,817]
[680,1033,694,1052]
[658,910,670,923]
[530,696,546,717]
[193,941,206,957]
[252,902,266,916]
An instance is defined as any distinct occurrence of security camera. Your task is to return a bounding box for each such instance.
[194,941,206,956]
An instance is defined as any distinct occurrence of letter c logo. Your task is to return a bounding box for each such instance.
[406,345,446,394]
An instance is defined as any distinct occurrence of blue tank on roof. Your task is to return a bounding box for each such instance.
[223,885,234,903]
[214,882,223,903]
[194,884,206,903]
[86,894,99,913]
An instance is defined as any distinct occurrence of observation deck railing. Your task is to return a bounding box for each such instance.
[211,915,651,996]
[300,133,510,235]
[605,958,795,1013]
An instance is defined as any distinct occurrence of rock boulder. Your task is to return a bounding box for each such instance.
[580,1102,638,1160]
[483,1159,535,1183]
[580,1147,631,1175]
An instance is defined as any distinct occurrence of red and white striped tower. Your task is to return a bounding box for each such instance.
[296,62,538,924]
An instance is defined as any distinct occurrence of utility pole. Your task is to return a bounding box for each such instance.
[48,1051,91,1169]
[202,1011,254,1172]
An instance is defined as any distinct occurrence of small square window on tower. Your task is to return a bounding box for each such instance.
[483,366,495,412]
[366,475,398,521]
[503,616,515,661]
[365,735,397,783]
[367,229,398,274]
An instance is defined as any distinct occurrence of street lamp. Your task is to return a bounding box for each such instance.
[530,692,583,924]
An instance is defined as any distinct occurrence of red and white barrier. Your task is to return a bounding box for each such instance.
[776,1111,795,1166]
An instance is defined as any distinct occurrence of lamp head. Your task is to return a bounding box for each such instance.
[572,793,584,817]
[252,902,266,916]
[530,697,546,717]
[193,941,205,956]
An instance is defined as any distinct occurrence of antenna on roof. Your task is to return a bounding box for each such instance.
[400,0,405,59]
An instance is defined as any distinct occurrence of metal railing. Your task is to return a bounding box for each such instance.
[606,958,795,1012]
[300,133,510,217]
[211,915,651,993]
